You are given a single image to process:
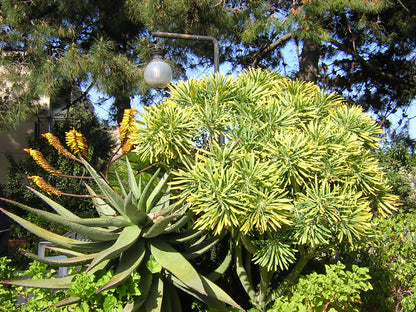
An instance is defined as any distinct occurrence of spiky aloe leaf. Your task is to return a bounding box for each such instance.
[146,170,171,213]
[1,275,74,289]
[207,243,233,282]
[66,216,131,228]
[171,273,244,311]
[47,297,81,311]
[122,265,154,312]
[116,170,129,199]
[0,198,119,241]
[84,183,118,217]
[125,156,141,201]
[21,250,96,267]
[137,168,161,213]
[27,187,80,219]
[151,186,171,214]
[124,191,147,225]
[169,228,202,244]
[169,275,228,312]
[143,273,164,312]
[235,243,256,302]
[96,240,146,293]
[44,246,84,257]
[163,211,193,234]
[143,215,180,239]
[197,275,244,311]
[122,299,142,312]
[183,234,224,259]
[86,224,141,272]
[149,239,206,296]
[82,158,128,220]
[0,209,110,252]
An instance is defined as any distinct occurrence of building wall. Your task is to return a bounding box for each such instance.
[0,119,37,185]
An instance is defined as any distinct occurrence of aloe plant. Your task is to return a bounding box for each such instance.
[0,155,241,311]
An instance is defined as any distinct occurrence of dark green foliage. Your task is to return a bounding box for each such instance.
[1,0,415,135]
[338,211,416,312]
[0,258,66,311]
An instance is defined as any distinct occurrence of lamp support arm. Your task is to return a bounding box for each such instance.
[151,31,219,73]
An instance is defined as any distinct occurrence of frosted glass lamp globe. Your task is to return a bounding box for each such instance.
[144,56,172,89]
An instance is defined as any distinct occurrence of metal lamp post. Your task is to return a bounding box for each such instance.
[143,32,219,86]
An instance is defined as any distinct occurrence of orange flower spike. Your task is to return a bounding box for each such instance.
[24,148,63,176]
[42,132,76,159]
[28,176,62,197]
[65,128,89,158]
[121,139,134,154]
[119,108,138,143]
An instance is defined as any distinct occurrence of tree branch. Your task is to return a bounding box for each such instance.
[235,242,257,304]
[397,0,410,12]
[251,33,295,67]
[62,82,95,111]
[330,39,416,89]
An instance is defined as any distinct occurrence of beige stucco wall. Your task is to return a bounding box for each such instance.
[0,119,39,185]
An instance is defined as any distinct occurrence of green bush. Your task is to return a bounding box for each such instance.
[0,257,65,311]
[270,262,372,312]
[353,211,416,312]
[0,257,144,312]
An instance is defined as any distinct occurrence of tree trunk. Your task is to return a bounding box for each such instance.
[298,39,320,82]
[114,94,131,124]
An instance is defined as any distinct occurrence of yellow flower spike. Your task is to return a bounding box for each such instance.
[42,132,77,159]
[24,148,63,176]
[28,176,62,197]
[65,128,89,158]
[119,108,138,143]
[121,139,134,154]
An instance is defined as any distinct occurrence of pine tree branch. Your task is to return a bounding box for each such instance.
[330,39,416,90]
[397,0,410,12]
[251,33,294,67]
[62,82,95,111]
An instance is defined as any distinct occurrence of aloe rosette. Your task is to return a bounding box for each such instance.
[0,157,242,311]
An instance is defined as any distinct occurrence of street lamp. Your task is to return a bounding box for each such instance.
[143,43,172,89]
[143,32,219,88]
[143,31,224,143]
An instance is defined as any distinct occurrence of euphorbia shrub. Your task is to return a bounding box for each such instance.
[131,68,399,309]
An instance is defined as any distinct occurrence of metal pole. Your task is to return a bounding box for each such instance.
[151,31,219,73]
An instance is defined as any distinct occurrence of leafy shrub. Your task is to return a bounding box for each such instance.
[353,211,416,312]
[0,257,65,311]
[0,257,145,312]
[270,261,372,312]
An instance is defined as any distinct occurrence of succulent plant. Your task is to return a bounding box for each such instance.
[0,156,242,311]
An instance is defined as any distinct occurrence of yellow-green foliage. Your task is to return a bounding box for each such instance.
[132,69,399,273]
